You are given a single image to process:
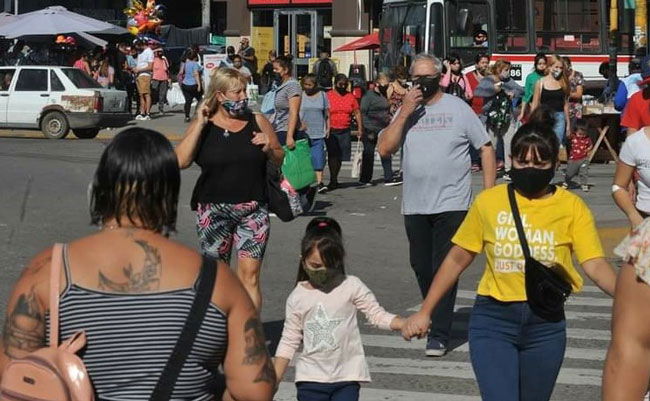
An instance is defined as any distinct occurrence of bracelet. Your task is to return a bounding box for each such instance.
[612,184,624,193]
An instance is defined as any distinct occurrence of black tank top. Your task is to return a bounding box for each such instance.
[540,84,566,112]
[191,113,267,208]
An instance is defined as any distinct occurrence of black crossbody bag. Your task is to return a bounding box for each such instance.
[507,184,572,322]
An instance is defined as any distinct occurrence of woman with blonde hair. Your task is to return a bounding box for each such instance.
[176,68,284,311]
[532,54,571,146]
[474,58,523,178]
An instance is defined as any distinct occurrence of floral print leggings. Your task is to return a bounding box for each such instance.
[196,201,270,262]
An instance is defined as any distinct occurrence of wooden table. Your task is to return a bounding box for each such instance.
[582,112,621,163]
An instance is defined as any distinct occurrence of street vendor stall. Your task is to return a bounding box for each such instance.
[582,97,622,163]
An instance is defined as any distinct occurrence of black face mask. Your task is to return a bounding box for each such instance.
[304,87,318,96]
[272,73,282,85]
[377,84,389,96]
[336,86,348,95]
[414,76,440,100]
[509,167,555,197]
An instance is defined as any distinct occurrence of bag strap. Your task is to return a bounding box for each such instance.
[150,256,217,400]
[506,184,532,260]
[49,243,64,348]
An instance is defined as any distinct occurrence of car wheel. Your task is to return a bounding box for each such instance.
[40,111,70,139]
[73,128,100,139]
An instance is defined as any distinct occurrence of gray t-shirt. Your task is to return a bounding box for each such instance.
[272,79,302,132]
[300,91,329,139]
[395,93,490,215]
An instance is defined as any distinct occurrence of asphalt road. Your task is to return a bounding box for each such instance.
[0,125,630,400]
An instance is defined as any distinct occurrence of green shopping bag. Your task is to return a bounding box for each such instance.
[281,139,316,190]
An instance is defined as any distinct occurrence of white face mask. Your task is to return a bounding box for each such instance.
[552,70,563,79]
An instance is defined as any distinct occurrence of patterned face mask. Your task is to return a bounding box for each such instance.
[222,98,249,117]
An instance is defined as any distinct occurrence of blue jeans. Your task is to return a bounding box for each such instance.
[552,112,566,146]
[469,296,566,401]
[309,137,326,171]
[296,381,360,401]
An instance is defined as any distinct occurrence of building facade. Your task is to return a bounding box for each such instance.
[220,0,380,80]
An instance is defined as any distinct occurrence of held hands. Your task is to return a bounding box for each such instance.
[401,311,431,341]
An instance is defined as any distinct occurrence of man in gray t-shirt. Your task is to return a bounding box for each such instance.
[378,53,496,356]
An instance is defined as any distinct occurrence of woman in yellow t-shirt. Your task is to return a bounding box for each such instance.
[402,121,616,401]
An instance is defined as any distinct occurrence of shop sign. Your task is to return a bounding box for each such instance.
[203,54,229,88]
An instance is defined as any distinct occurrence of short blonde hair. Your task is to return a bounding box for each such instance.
[204,67,248,114]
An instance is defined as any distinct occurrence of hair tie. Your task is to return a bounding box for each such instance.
[318,222,328,228]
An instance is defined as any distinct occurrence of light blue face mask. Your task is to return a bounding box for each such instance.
[222,98,249,117]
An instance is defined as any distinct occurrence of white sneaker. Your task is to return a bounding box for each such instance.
[502,173,511,181]
[142,114,151,121]
[134,114,144,120]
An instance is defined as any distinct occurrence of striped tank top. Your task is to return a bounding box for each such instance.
[46,246,228,400]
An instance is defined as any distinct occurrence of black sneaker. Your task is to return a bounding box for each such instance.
[184,117,191,123]
[326,181,339,191]
[316,183,328,194]
[384,176,403,187]
[304,186,317,213]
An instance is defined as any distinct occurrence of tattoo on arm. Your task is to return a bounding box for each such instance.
[19,255,51,280]
[98,240,161,293]
[243,317,275,384]
[2,287,45,358]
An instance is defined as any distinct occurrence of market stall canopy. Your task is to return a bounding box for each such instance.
[0,12,19,27]
[334,32,380,52]
[0,6,127,38]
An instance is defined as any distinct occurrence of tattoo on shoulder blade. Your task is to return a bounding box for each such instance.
[98,240,161,293]
[243,317,275,384]
[2,286,45,358]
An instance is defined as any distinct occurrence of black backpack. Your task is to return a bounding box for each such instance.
[445,76,466,99]
[317,60,334,88]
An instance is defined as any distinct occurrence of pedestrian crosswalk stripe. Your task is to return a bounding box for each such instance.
[407,290,612,311]
[360,334,607,361]
[274,382,482,401]
[363,356,602,386]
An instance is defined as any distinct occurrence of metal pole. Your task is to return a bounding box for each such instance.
[13,0,17,15]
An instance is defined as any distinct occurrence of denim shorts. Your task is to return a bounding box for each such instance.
[309,137,326,171]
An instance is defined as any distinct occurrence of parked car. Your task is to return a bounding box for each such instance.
[0,66,130,139]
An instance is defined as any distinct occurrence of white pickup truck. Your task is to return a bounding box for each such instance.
[0,66,131,139]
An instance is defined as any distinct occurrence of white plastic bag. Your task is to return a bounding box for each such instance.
[166,83,185,108]
[351,140,362,179]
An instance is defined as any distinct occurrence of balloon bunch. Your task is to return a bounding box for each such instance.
[55,35,77,45]
[52,35,77,52]
[123,0,166,41]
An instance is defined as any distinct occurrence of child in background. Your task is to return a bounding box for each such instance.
[274,217,404,401]
[563,119,593,192]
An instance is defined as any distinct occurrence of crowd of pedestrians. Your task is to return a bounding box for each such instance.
[5,40,650,401]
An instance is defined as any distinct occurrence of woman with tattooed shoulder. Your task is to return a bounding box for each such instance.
[0,128,275,401]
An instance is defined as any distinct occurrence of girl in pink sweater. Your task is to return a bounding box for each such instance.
[273,217,404,400]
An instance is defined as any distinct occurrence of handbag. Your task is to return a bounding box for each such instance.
[351,140,362,179]
[266,161,303,222]
[0,244,95,401]
[507,185,572,322]
[281,139,316,190]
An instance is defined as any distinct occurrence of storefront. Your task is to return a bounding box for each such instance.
[249,1,332,78]
[221,0,378,80]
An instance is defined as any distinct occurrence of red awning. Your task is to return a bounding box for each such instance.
[334,32,379,52]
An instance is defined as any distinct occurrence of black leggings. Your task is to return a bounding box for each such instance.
[181,84,202,118]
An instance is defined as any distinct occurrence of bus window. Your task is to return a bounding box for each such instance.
[446,1,490,65]
[495,0,528,52]
[379,3,427,71]
[428,3,444,58]
[446,1,490,48]
[534,0,602,53]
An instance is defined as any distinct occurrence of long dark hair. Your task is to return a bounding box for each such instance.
[511,115,560,166]
[447,53,463,75]
[296,217,345,283]
[274,54,294,75]
[533,52,547,74]
[90,128,180,235]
